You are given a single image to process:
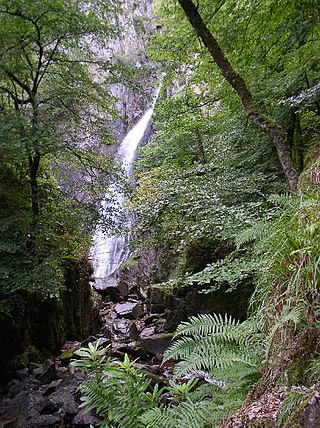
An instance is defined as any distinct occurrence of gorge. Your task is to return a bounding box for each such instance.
[0,0,320,427]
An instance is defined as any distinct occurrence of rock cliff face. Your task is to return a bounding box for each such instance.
[106,0,157,146]
[0,259,100,384]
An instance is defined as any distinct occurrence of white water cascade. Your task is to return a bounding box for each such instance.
[91,105,155,279]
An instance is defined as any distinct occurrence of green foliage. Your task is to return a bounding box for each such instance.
[304,354,320,384]
[163,313,262,377]
[140,398,213,428]
[165,378,199,401]
[139,313,263,427]
[243,193,320,352]
[136,0,320,272]
[0,0,128,314]
[72,337,258,428]
[184,253,258,293]
[72,340,161,428]
[127,1,320,424]
[278,389,305,426]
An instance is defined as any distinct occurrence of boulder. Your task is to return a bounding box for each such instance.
[115,342,148,360]
[93,277,128,299]
[34,360,57,385]
[112,319,139,342]
[144,314,160,326]
[25,414,62,427]
[114,301,143,319]
[140,333,173,356]
[140,326,156,338]
[72,408,100,426]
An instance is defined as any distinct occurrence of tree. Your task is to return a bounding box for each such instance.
[0,0,123,313]
[0,0,122,223]
[176,0,299,191]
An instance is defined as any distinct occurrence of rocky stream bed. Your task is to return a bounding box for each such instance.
[0,278,177,427]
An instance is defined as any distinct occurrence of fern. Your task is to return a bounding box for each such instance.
[236,221,274,249]
[141,398,212,428]
[242,192,320,359]
[265,303,306,358]
[304,354,320,384]
[164,313,263,378]
[174,313,239,339]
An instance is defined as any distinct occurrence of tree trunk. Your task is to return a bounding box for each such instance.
[177,0,298,191]
[28,151,41,223]
[195,129,206,164]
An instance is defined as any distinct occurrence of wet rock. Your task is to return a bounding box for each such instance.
[93,277,128,299]
[25,414,61,427]
[72,408,100,426]
[116,341,148,360]
[48,388,75,408]
[144,313,160,326]
[16,368,29,380]
[114,301,143,319]
[29,362,42,371]
[0,417,17,427]
[34,359,57,385]
[90,337,112,349]
[41,379,62,397]
[0,390,44,427]
[6,380,23,399]
[37,398,58,415]
[302,394,320,428]
[140,326,156,338]
[56,366,69,379]
[148,288,167,313]
[140,333,173,356]
[112,319,139,341]
[109,348,125,359]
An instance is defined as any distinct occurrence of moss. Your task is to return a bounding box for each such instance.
[59,347,76,362]
[120,255,140,270]
[12,345,43,369]
[284,357,309,386]
[0,257,100,383]
[298,142,320,191]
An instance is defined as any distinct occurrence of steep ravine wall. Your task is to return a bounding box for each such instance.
[0,258,100,384]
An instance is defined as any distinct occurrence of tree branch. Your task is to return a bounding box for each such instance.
[177,0,298,191]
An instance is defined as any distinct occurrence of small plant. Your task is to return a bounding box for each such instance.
[166,378,199,401]
[278,389,305,425]
[72,340,160,428]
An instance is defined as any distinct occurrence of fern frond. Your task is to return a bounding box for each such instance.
[279,390,304,426]
[236,221,272,248]
[164,312,263,380]
[265,303,306,357]
[305,354,320,384]
[141,399,212,428]
[174,313,239,339]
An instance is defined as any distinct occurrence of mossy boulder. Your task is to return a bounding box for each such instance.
[165,280,253,331]
[12,346,43,370]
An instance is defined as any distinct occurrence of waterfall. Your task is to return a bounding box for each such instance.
[91,104,155,279]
